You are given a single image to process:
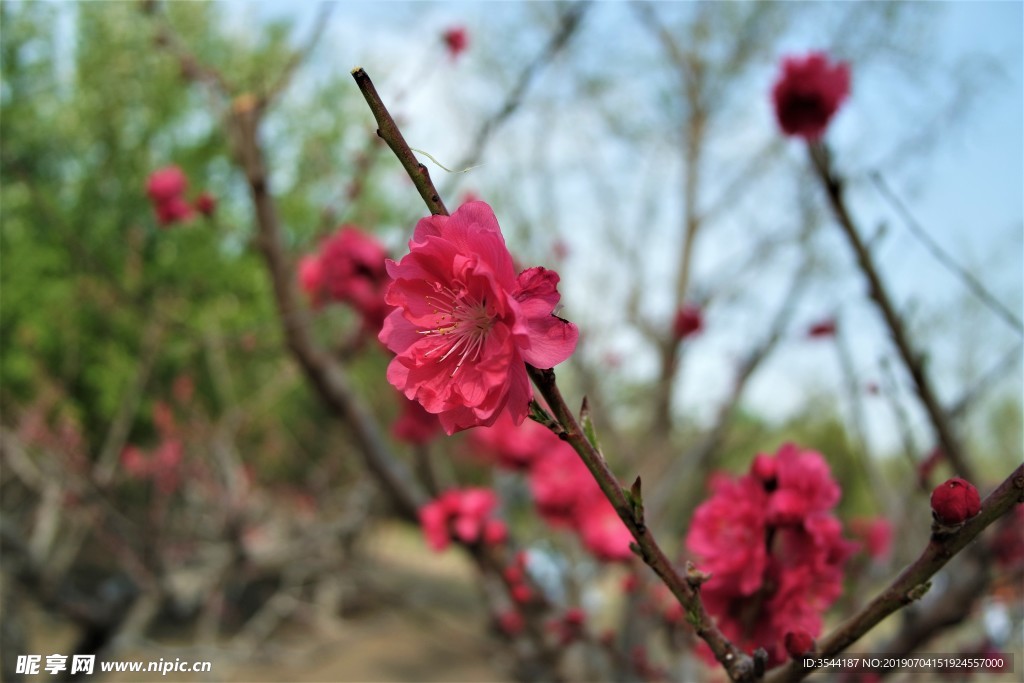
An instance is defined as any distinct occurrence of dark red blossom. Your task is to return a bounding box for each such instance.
[442,26,469,59]
[772,52,851,140]
[930,477,981,525]
[806,318,837,338]
[672,303,703,340]
[194,191,217,217]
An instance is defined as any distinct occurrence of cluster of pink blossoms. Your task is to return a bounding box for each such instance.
[145,165,215,226]
[772,52,851,140]
[379,201,578,434]
[686,443,857,667]
[298,225,392,335]
[420,487,507,552]
[470,412,633,562]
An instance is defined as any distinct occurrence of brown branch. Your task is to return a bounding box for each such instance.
[527,369,756,682]
[146,16,427,521]
[351,68,448,217]
[876,547,990,672]
[228,95,425,521]
[353,66,757,682]
[808,142,976,483]
[633,2,709,435]
[764,463,1024,683]
[147,2,232,98]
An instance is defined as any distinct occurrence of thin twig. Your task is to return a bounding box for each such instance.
[947,341,1023,421]
[261,3,336,107]
[447,3,591,177]
[870,171,1023,335]
[764,463,1023,683]
[351,68,448,217]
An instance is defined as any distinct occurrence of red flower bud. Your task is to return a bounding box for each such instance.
[194,191,217,217]
[672,304,703,340]
[930,477,981,525]
[442,26,468,59]
[784,630,816,658]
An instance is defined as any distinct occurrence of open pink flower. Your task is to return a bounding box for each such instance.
[772,52,851,140]
[380,201,578,434]
[687,443,855,668]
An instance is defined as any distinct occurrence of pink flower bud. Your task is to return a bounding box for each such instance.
[930,477,981,525]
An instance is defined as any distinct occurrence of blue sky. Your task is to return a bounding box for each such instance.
[225,2,1023,457]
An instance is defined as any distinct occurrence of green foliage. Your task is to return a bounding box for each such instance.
[0,2,397,477]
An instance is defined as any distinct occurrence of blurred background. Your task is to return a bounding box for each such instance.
[1,1,1021,681]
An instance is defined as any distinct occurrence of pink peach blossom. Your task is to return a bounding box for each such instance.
[380,201,578,434]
